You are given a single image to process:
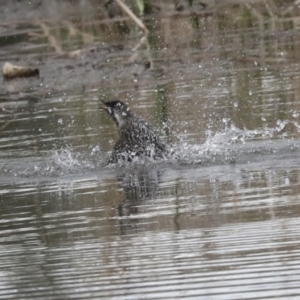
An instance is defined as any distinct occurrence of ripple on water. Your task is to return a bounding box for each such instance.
[1,217,300,299]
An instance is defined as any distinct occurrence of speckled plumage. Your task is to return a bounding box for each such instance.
[102,101,167,163]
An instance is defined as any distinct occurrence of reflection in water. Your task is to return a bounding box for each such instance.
[1,156,300,299]
[116,166,163,234]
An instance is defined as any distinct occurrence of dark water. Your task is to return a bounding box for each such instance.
[1,1,300,299]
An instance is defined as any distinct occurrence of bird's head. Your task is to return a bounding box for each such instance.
[101,100,133,128]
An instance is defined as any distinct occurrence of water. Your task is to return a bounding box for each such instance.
[1,0,300,299]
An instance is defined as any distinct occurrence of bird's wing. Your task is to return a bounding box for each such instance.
[111,118,167,163]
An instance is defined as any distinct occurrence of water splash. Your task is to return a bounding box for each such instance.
[172,120,300,165]
[46,147,109,174]
[1,120,300,178]
[0,147,108,179]
[51,148,82,170]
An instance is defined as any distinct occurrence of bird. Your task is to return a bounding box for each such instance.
[101,100,168,164]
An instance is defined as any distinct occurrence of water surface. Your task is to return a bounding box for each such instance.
[1,1,300,299]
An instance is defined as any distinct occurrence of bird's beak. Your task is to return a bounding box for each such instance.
[100,101,109,113]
